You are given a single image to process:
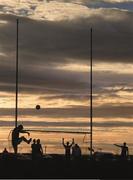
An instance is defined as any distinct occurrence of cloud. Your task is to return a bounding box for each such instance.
[0,6,132,116]
[39,94,89,102]
[0,103,133,119]
[0,8,133,67]
[0,107,89,118]
[80,0,133,11]
[0,0,90,21]
[0,119,133,129]
[47,0,133,11]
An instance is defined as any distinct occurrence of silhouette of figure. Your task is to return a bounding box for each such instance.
[72,143,81,159]
[36,139,43,159]
[2,148,8,154]
[2,148,9,160]
[12,124,32,154]
[114,142,129,160]
[62,138,74,160]
[31,139,37,160]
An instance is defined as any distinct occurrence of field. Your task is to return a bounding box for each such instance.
[0,153,133,179]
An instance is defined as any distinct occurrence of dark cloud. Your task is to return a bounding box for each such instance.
[39,94,89,101]
[0,9,133,66]
[47,0,133,11]
[0,9,132,113]
[18,10,133,63]
[82,0,133,11]
[0,119,133,128]
[0,107,88,118]
[0,61,89,94]
[94,104,133,118]
[0,104,133,119]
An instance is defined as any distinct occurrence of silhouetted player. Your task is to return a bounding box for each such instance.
[36,139,43,158]
[31,139,43,160]
[31,139,37,160]
[114,142,129,159]
[72,143,81,159]
[62,138,74,160]
[12,124,32,154]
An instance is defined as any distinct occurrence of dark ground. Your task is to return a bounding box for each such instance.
[0,153,133,179]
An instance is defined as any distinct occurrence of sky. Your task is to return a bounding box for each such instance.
[0,0,133,153]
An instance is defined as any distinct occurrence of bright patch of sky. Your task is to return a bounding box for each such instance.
[0,0,89,21]
[0,0,132,22]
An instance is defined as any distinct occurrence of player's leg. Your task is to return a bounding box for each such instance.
[20,136,32,144]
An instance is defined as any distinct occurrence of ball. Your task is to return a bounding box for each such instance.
[36,105,41,110]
